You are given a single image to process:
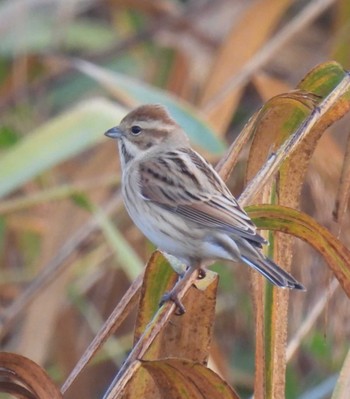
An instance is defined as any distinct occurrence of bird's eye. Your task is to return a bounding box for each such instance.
[131,125,142,135]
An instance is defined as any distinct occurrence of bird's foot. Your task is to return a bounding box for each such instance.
[159,264,202,315]
[159,291,186,315]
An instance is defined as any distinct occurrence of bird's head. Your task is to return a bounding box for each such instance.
[105,104,189,165]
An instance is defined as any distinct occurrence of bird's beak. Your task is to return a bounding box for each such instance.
[105,126,122,139]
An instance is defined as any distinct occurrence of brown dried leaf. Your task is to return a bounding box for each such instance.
[134,359,240,399]
[135,252,218,364]
[198,0,292,134]
[0,352,62,399]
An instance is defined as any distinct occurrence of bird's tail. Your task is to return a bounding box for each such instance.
[241,254,305,290]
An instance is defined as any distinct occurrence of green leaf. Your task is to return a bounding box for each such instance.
[0,126,19,149]
[63,19,118,52]
[70,193,93,212]
[298,61,347,96]
[0,98,125,198]
[0,11,117,56]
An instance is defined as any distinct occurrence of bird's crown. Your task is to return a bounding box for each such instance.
[115,104,188,147]
[121,104,175,126]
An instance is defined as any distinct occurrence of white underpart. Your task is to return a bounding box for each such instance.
[122,166,241,264]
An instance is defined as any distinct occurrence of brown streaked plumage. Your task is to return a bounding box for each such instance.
[105,104,305,314]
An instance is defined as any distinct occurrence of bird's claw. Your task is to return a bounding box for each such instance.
[159,291,186,315]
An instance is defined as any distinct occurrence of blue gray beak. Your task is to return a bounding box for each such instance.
[105,126,122,139]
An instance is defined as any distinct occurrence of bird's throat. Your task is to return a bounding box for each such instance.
[119,141,135,166]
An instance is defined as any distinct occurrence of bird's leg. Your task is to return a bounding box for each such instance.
[159,263,199,315]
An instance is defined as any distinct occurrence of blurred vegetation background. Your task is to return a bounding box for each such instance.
[1,0,350,398]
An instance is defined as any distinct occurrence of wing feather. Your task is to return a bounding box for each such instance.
[138,148,266,244]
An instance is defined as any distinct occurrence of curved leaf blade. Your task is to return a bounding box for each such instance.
[0,352,62,399]
[247,204,350,297]
[141,359,240,399]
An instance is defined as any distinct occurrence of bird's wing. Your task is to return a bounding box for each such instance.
[138,148,265,244]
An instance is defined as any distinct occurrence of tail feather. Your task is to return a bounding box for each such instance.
[241,255,305,291]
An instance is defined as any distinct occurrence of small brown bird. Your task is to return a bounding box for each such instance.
[105,104,305,314]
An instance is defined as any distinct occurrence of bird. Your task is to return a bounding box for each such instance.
[105,104,305,314]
